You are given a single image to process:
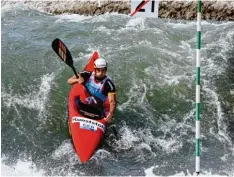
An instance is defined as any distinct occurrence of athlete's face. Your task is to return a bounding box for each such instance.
[95,68,106,79]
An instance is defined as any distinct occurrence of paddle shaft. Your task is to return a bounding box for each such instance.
[71,66,79,79]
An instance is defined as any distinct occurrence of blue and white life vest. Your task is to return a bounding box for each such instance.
[85,72,109,102]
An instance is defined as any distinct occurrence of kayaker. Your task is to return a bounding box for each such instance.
[67,58,117,123]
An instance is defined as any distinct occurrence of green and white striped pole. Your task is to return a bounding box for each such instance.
[196,0,201,175]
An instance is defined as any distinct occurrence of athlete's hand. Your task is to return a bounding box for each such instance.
[104,114,112,123]
[77,73,84,84]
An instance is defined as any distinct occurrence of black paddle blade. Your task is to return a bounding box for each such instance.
[52,38,73,67]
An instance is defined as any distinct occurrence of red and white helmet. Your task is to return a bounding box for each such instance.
[94,58,107,69]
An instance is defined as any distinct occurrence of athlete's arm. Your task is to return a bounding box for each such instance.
[103,79,117,123]
[105,93,117,123]
[67,74,80,85]
[67,71,91,85]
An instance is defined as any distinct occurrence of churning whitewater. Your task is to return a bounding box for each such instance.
[1,4,234,176]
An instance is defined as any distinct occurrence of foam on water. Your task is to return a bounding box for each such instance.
[93,26,113,36]
[114,123,184,155]
[90,149,116,163]
[85,12,125,23]
[1,2,50,15]
[203,85,234,150]
[55,13,92,23]
[115,126,141,151]
[126,17,146,30]
[119,79,148,111]
[1,155,45,176]
[53,12,126,25]
[1,73,55,117]
[201,24,234,154]
[1,3,30,14]
[51,140,76,161]
[167,20,234,29]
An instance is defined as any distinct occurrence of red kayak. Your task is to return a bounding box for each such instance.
[68,51,109,163]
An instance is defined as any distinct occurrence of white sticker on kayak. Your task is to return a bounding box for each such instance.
[80,122,97,132]
[72,117,105,132]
